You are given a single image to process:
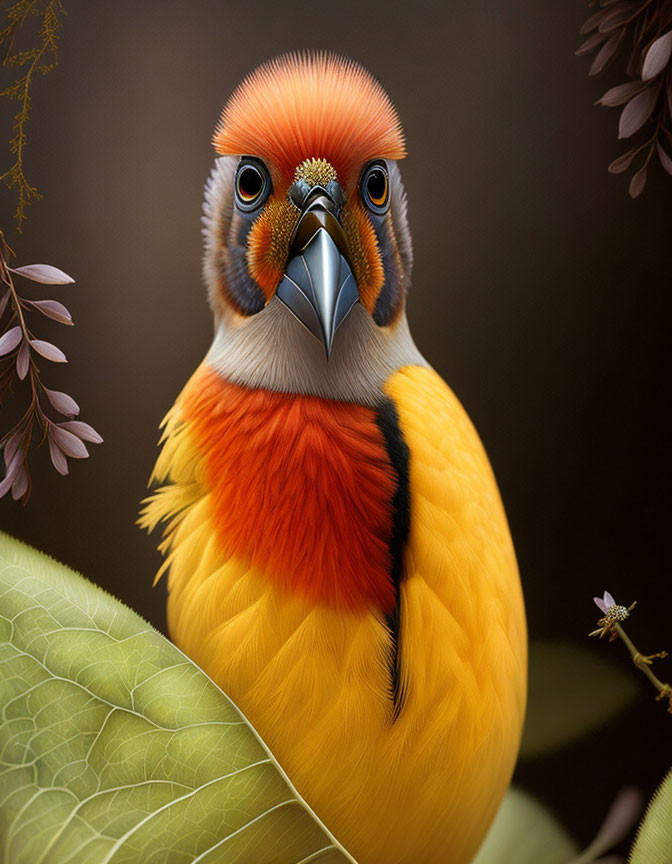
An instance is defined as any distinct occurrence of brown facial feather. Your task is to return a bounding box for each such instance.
[341,202,385,314]
[204,153,408,325]
[246,197,299,298]
[245,163,386,311]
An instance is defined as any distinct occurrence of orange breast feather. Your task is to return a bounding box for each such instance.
[183,367,398,611]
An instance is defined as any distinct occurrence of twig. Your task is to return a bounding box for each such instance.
[0,0,66,231]
[0,233,102,504]
[590,591,672,714]
[614,623,672,710]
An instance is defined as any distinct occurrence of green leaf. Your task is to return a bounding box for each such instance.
[520,640,638,759]
[472,787,578,864]
[0,532,355,864]
[630,768,672,864]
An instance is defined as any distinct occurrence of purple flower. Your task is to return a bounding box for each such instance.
[593,590,631,624]
[594,591,616,614]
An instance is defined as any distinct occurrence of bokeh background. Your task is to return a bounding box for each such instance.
[1,0,670,855]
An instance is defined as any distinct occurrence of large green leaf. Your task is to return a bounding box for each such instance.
[520,640,638,759]
[472,787,578,864]
[630,768,672,864]
[0,532,355,864]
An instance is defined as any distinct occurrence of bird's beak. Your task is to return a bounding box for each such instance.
[276,190,358,359]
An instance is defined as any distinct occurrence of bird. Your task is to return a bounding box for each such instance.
[141,52,526,864]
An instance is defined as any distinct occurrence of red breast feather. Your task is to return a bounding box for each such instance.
[184,368,398,612]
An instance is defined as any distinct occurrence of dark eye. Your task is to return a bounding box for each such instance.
[235,159,271,211]
[361,162,389,213]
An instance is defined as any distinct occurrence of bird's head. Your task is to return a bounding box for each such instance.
[203,52,417,396]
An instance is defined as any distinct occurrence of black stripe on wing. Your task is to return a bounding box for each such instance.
[375,398,411,718]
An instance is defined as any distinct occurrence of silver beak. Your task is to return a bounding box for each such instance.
[275,191,358,359]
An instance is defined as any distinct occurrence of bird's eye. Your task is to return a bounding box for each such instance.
[235,159,271,211]
[361,161,389,214]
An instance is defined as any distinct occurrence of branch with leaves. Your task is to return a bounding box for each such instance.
[577,0,672,197]
[0,0,65,231]
[0,236,101,503]
[590,590,672,714]
[0,1,101,501]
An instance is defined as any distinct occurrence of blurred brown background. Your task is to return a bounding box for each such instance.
[1,0,670,853]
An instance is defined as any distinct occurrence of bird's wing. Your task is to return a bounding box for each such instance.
[383,363,527,814]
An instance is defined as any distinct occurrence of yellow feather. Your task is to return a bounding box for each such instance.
[144,364,526,864]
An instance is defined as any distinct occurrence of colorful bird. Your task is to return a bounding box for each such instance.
[141,52,526,864]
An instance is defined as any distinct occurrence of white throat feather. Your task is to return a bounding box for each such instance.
[206,299,426,405]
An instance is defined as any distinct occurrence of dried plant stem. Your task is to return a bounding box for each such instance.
[613,622,672,709]
[1,237,27,335]
[1,235,102,503]
[0,237,43,452]
[590,598,672,714]
[0,0,65,231]
[0,2,101,502]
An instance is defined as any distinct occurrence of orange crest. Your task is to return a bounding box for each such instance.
[213,52,406,184]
